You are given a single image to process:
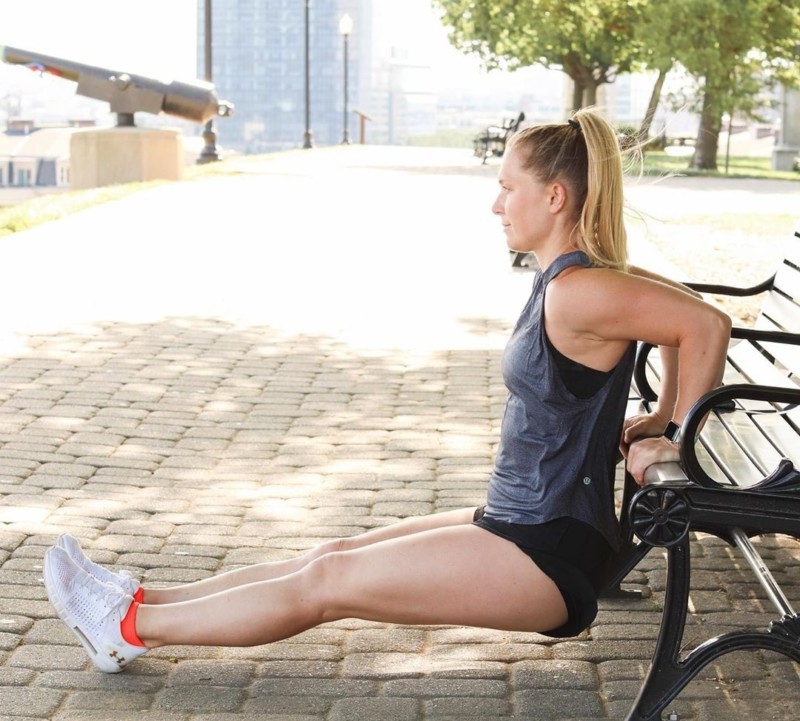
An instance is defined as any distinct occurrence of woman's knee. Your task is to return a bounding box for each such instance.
[305,536,351,563]
[300,549,355,622]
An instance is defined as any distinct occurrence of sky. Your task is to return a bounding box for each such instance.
[0,0,492,84]
[0,0,199,79]
[0,0,558,124]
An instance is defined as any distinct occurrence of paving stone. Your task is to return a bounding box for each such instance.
[328,697,421,721]
[8,643,90,671]
[385,678,507,698]
[63,690,155,710]
[164,659,256,686]
[4,693,65,720]
[515,687,605,719]
[425,696,512,717]
[154,685,247,712]
[512,659,598,690]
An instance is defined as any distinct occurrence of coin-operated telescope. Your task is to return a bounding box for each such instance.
[1,45,234,126]
[1,45,235,188]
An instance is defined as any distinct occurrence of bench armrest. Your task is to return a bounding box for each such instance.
[633,326,800,402]
[679,383,800,487]
[632,342,659,402]
[687,274,775,297]
[731,326,800,345]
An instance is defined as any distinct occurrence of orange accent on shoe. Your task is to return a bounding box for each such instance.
[120,601,145,647]
[133,587,144,604]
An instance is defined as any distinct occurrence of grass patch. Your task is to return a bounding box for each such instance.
[0,181,165,237]
[0,155,266,238]
[2,146,797,238]
[673,212,797,236]
[637,151,799,181]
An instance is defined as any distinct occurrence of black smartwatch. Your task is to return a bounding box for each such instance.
[663,420,681,445]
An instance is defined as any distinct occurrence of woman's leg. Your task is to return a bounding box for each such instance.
[143,507,477,604]
[137,523,568,648]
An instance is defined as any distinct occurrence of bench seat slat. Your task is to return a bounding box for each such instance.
[711,413,785,477]
[747,414,800,466]
[696,416,769,486]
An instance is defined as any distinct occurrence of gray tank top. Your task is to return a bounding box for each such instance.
[484,251,635,549]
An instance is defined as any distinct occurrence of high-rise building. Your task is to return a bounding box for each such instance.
[199,0,368,153]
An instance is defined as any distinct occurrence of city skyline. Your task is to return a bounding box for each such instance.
[2,1,670,152]
[0,0,504,89]
[0,0,566,151]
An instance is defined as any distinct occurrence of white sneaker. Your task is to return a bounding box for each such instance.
[43,546,147,673]
[56,534,140,597]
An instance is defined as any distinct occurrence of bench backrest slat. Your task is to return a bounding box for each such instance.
[728,341,797,387]
[780,233,800,267]
[760,293,800,335]
[773,261,800,299]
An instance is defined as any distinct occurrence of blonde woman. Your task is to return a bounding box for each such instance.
[43,108,730,673]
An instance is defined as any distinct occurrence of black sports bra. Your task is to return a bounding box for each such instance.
[545,335,613,399]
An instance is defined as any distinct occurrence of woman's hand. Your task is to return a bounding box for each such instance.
[619,411,668,458]
[625,436,679,486]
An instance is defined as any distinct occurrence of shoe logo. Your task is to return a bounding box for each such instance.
[109,649,126,666]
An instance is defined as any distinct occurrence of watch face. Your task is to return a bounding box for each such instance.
[664,421,681,443]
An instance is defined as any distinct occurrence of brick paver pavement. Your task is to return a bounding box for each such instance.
[1,146,798,720]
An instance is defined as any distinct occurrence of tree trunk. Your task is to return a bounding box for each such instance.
[571,78,584,112]
[639,67,669,140]
[691,84,723,170]
[583,82,599,107]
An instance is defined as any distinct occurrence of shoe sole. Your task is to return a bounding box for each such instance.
[43,549,127,674]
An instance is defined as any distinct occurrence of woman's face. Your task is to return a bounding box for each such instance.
[491,146,554,254]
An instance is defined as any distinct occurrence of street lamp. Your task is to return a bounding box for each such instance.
[197,0,220,163]
[338,13,353,145]
[303,0,314,148]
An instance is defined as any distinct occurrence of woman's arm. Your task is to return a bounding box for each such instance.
[621,265,704,452]
[546,267,732,484]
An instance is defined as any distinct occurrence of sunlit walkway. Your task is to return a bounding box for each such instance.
[1,145,798,720]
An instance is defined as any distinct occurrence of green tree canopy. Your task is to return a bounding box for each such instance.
[433,0,648,109]
[630,0,800,168]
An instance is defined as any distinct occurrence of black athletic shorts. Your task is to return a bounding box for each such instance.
[472,506,613,638]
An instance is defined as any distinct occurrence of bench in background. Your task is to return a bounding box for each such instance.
[473,111,525,165]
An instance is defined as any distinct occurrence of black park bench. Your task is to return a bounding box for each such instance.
[605,225,800,721]
[473,111,525,165]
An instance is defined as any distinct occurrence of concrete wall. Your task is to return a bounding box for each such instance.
[70,127,183,189]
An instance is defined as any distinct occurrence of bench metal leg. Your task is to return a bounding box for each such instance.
[625,535,692,721]
[601,539,652,599]
[602,469,654,599]
[625,533,800,721]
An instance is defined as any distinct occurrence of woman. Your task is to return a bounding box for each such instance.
[43,108,731,674]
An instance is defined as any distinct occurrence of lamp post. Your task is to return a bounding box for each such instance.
[197,0,220,163]
[302,0,314,148]
[338,13,353,145]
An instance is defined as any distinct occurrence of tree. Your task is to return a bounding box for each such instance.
[432,0,648,111]
[637,0,800,169]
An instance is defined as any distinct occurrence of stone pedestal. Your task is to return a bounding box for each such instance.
[70,127,183,190]
[772,85,800,171]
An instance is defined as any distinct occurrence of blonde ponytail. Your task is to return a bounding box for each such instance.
[570,109,627,271]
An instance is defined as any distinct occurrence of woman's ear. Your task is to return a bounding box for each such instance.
[548,181,569,214]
